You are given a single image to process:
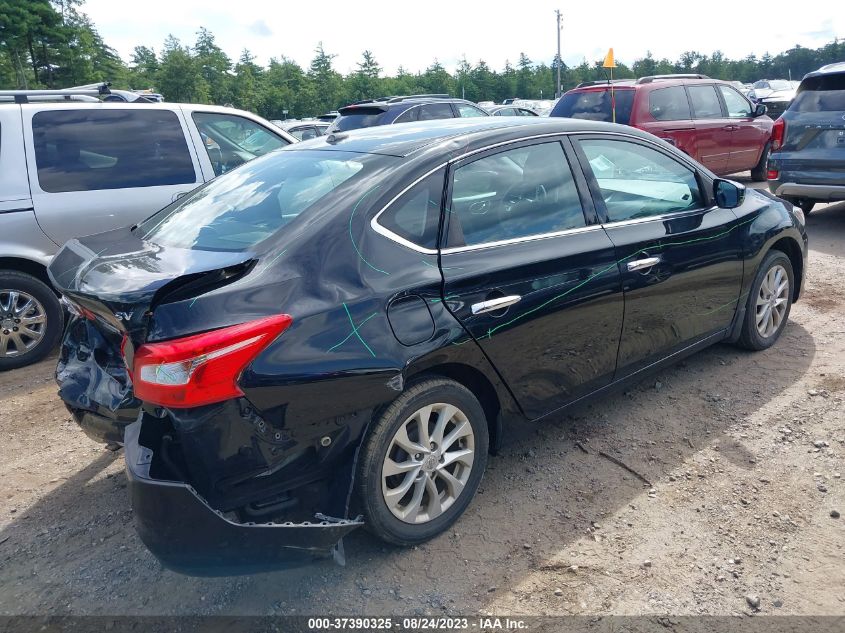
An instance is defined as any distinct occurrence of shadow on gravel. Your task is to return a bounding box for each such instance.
[803,201,845,259]
[0,323,816,615]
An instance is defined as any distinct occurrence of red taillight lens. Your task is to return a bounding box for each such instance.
[767,169,779,180]
[771,117,786,151]
[131,314,292,408]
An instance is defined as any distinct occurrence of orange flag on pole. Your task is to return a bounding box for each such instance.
[602,48,617,123]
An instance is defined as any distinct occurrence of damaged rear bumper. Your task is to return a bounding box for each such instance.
[124,420,363,576]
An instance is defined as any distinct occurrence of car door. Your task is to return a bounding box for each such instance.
[639,85,697,155]
[22,105,203,245]
[572,134,744,377]
[439,138,624,419]
[718,84,769,172]
[686,84,731,174]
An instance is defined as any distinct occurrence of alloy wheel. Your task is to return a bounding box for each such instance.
[755,264,789,339]
[0,290,47,358]
[381,403,475,524]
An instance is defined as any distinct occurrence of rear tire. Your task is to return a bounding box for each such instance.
[0,271,62,371]
[797,199,815,215]
[737,250,793,351]
[750,142,771,182]
[356,377,488,546]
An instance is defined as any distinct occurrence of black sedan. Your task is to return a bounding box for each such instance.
[49,117,808,574]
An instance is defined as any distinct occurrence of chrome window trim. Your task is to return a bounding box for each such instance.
[370,129,703,254]
[441,224,603,254]
[600,205,717,229]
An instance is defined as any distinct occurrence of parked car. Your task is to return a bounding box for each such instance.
[767,62,845,214]
[272,118,331,140]
[327,95,489,133]
[486,105,539,117]
[49,117,806,574]
[754,81,800,120]
[748,79,797,102]
[0,88,295,370]
[551,74,774,179]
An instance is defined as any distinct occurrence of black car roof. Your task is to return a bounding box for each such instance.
[288,117,651,158]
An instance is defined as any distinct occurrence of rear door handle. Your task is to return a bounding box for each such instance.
[627,256,661,272]
[471,295,521,315]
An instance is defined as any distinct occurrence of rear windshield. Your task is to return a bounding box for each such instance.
[791,74,845,112]
[137,150,386,251]
[551,89,635,125]
[332,110,389,132]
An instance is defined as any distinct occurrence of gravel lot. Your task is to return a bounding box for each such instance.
[0,179,843,617]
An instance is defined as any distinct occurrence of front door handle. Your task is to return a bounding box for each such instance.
[627,256,662,272]
[471,295,521,315]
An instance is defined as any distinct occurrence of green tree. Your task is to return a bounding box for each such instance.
[308,43,343,112]
[347,50,382,102]
[194,27,231,105]
[157,35,208,103]
[128,45,158,90]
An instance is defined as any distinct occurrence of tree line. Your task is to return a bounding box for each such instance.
[2,1,844,121]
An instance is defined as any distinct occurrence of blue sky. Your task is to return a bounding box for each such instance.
[84,0,842,74]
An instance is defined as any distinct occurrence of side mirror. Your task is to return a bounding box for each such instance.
[713,179,746,209]
[754,103,767,117]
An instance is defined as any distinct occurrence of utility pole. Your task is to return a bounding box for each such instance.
[555,9,563,98]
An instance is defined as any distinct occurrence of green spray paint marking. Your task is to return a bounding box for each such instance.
[458,215,758,342]
[422,259,462,271]
[349,185,389,275]
[328,303,377,357]
[264,248,288,268]
[698,291,750,318]
[429,294,460,305]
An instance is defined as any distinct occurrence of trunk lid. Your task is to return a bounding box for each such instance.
[49,226,256,340]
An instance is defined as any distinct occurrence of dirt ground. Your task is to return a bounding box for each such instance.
[0,179,843,617]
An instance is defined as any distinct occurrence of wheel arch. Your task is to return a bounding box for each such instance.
[769,236,804,302]
[406,362,505,454]
[0,257,55,292]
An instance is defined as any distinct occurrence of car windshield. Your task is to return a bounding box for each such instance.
[551,89,635,125]
[792,73,845,112]
[137,150,383,252]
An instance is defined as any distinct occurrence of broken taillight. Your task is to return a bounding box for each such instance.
[130,314,292,408]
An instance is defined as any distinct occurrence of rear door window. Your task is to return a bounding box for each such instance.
[550,89,635,125]
[648,86,692,120]
[32,109,196,193]
[393,107,420,124]
[418,103,454,120]
[792,73,845,112]
[687,85,724,119]
[446,141,586,247]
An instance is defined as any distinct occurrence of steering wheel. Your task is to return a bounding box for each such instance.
[503,183,547,213]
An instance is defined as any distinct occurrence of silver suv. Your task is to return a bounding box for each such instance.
[0,89,295,369]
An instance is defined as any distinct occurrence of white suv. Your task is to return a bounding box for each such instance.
[0,91,295,369]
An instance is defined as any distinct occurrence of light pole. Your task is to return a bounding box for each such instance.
[555,9,562,98]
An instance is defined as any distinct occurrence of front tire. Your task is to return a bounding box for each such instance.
[0,272,63,370]
[356,377,489,546]
[738,250,793,351]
